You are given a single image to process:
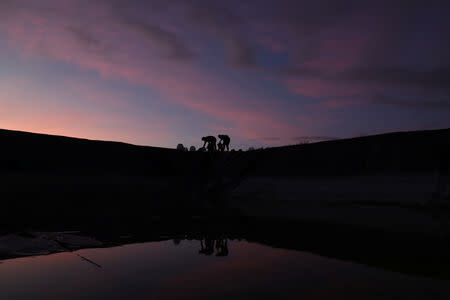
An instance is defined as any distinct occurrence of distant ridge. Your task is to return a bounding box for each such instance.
[250,127,450,175]
[0,128,176,175]
[0,128,169,150]
[273,127,450,150]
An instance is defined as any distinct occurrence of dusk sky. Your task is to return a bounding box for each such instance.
[1,0,449,149]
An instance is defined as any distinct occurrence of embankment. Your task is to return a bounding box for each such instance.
[230,128,450,237]
[1,128,449,238]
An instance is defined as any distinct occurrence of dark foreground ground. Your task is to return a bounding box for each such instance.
[1,128,450,280]
[1,127,449,219]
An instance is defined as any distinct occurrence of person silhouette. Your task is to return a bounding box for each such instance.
[217,135,230,151]
[202,136,217,152]
[218,141,225,152]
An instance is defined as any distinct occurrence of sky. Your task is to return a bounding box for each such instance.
[0,0,449,149]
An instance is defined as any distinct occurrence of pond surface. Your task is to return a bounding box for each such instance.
[0,239,449,300]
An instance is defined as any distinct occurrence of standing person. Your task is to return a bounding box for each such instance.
[218,135,231,151]
[201,136,217,152]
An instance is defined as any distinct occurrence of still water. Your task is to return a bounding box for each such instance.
[0,239,449,300]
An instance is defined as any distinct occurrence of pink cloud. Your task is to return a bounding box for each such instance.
[281,24,384,108]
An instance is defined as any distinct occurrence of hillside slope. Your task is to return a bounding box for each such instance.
[0,129,178,175]
[250,128,450,176]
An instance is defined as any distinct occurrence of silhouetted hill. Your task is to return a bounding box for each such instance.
[1,128,449,239]
[0,129,213,227]
[0,129,185,176]
[249,128,450,175]
[1,127,449,176]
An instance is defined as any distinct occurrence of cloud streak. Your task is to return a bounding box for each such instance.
[118,19,195,61]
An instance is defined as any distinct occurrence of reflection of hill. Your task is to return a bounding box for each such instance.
[2,219,450,280]
[242,219,450,281]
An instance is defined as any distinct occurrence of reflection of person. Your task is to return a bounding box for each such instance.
[198,238,229,257]
[218,135,230,151]
[215,239,229,256]
[199,239,215,255]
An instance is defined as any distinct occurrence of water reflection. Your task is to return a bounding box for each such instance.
[199,238,228,256]
[173,236,230,256]
[0,239,449,300]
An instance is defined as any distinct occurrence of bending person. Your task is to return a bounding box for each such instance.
[218,135,230,151]
[201,136,217,152]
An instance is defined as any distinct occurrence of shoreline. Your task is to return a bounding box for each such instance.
[1,216,450,280]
